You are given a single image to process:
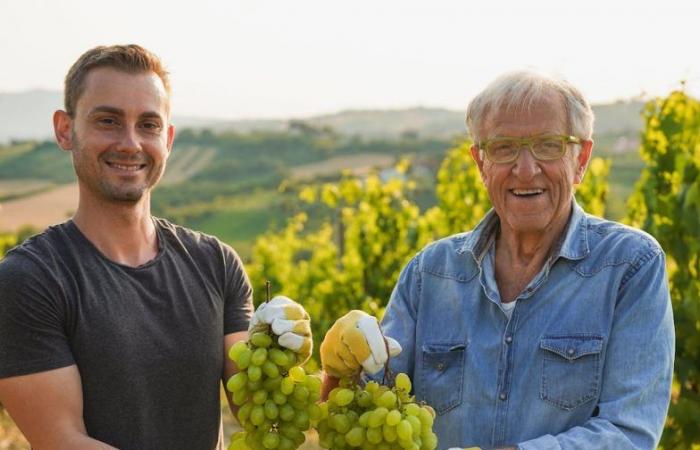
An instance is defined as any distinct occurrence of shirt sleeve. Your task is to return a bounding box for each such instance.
[518,249,675,450]
[0,254,75,378]
[373,254,421,382]
[220,243,254,335]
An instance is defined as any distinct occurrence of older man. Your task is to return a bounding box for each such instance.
[0,45,311,450]
[320,71,674,450]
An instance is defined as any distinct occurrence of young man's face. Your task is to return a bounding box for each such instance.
[471,96,592,237]
[56,67,174,203]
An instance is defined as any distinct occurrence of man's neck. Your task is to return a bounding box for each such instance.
[72,191,159,268]
[493,206,572,302]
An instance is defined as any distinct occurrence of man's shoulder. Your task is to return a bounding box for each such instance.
[412,231,479,281]
[583,215,663,261]
[0,222,74,271]
[154,217,241,263]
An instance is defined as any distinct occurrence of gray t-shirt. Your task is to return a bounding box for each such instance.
[0,218,253,450]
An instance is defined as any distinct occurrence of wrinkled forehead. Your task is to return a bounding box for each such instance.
[481,92,569,137]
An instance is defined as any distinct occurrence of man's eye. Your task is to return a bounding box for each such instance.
[99,117,118,126]
[141,122,162,131]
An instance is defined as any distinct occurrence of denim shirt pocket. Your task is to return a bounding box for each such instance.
[418,342,466,415]
[540,335,604,411]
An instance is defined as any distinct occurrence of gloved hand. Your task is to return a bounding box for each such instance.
[320,310,402,379]
[248,296,312,364]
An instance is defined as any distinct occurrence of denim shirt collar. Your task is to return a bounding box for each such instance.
[458,199,590,266]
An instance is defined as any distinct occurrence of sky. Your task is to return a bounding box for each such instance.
[1,0,699,120]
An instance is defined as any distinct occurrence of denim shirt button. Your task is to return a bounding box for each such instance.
[436,362,446,371]
[567,348,575,356]
[505,336,513,344]
[499,392,507,401]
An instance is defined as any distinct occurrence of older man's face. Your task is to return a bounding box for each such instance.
[471,96,592,237]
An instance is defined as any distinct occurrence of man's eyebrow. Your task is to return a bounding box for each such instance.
[88,105,124,116]
[87,106,164,121]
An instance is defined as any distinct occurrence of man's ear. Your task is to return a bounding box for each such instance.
[166,124,175,154]
[470,144,487,182]
[574,139,594,184]
[53,110,73,151]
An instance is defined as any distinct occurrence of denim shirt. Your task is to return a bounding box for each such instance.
[379,202,674,450]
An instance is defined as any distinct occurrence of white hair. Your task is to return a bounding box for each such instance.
[466,71,595,142]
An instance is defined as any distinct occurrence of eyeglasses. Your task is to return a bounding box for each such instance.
[478,134,582,163]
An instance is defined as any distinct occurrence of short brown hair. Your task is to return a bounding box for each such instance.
[64,44,171,117]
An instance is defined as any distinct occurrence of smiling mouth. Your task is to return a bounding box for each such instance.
[106,161,147,172]
[510,188,544,197]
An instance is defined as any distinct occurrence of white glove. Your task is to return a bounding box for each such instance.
[248,296,312,363]
[320,310,402,378]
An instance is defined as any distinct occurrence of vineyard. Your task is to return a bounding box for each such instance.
[0,91,699,449]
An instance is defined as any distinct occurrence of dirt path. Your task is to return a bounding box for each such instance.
[0,183,78,232]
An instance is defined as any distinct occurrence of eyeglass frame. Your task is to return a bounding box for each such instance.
[477,134,583,164]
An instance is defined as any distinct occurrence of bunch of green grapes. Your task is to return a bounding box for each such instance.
[227,332,325,450]
[317,373,437,450]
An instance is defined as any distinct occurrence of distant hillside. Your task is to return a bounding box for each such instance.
[0,89,645,142]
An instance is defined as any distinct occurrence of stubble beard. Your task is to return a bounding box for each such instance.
[71,130,164,203]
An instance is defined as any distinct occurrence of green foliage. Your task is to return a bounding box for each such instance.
[0,233,18,258]
[626,91,700,448]
[575,156,611,217]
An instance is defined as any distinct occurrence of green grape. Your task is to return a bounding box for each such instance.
[385,409,401,426]
[250,405,266,426]
[283,348,297,368]
[227,372,248,393]
[376,391,396,409]
[368,407,388,428]
[268,348,288,366]
[232,388,249,406]
[308,403,323,422]
[288,398,307,411]
[229,341,249,361]
[335,388,354,406]
[345,427,365,447]
[247,365,262,382]
[358,411,371,427]
[406,415,421,435]
[263,376,282,392]
[332,413,351,434]
[280,377,295,395]
[262,360,280,378]
[278,436,295,450]
[292,385,309,402]
[279,404,295,422]
[262,431,280,449]
[264,400,279,420]
[404,403,420,416]
[395,372,412,392]
[356,390,372,408]
[237,348,252,370]
[293,411,310,431]
[271,390,287,406]
[250,332,273,348]
[237,402,253,425]
[251,348,268,366]
[252,389,268,405]
[228,433,249,450]
[366,427,383,444]
[333,433,348,450]
[396,420,413,440]
[382,423,397,442]
[247,379,263,391]
[421,432,437,450]
[418,407,434,429]
[289,366,306,382]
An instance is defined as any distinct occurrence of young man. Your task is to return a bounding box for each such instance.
[0,45,310,450]
[320,71,674,450]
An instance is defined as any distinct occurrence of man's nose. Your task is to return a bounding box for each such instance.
[511,145,541,179]
[116,126,143,153]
